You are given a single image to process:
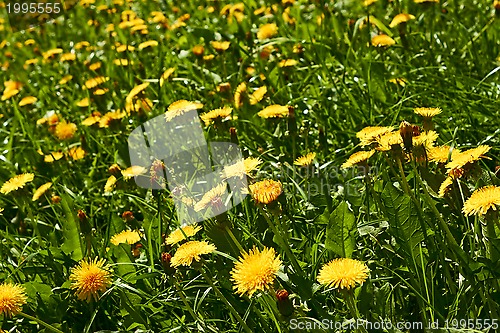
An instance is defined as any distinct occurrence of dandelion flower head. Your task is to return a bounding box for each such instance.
[317,258,369,290]
[230,246,282,297]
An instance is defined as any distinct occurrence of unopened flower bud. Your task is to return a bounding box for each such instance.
[276,289,294,317]
[161,252,176,274]
[399,120,414,152]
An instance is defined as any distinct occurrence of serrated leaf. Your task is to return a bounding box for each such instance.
[59,192,83,261]
[325,201,356,258]
[380,183,425,271]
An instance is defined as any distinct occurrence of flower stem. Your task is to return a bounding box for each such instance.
[485,212,499,262]
[258,206,305,278]
[224,224,245,253]
[199,267,253,333]
[171,276,206,325]
[18,312,65,333]
[341,289,368,333]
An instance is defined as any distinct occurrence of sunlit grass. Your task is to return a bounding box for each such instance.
[0,0,499,331]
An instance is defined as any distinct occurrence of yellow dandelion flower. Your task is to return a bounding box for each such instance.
[138,40,158,50]
[376,131,403,151]
[363,0,378,6]
[412,130,439,148]
[438,177,454,197]
[44,151,64,162]
[60,53,76,62]
[76,98,89,107]
[223,157,262,179]
[165,224,202,245]
[278,59,298,67]
[165,100,204,122]
[294,152,316,167]
[249,179,283,204]
[389,13,416,28]
[389,77,407,86]
[234,82,247,109]
[282,7,296,25]
[210,41,230,52]
[356,126,393,146]
[110,230,142,245]
[121,166,147,180]
[371,34,396,47]
[1,173,35,194]
[169,20,186,30]
[414,0,439,3]
[254,6,268,16]
[0,282,27,317]
[258,104,290,118]
[257,23,278,40]
[54,121,77,140]
[1,87,20,101]
[249,86,267,105]
[414,107,442,118]
[125,82,149,102]
[82,113,101,126]
[67,147,86,160]
[160,67,175,87]
[104,175,117,193]
[42,48,63,59]
[230,246,282,297]
[32,182,52,201]
[341,150,375,169]
[88,62,101,71]
[18,96,37,106]
[75,41,90,49]
[98,110,127,128]
[59,75,73,85]
[200,106,232,126]
[171,240,216,267]
[462,185,500,216]
[70,258,113,302]
[114,59,132,66]
[428,145,461,163]
[93,88,108,96]
[194,183,227,212]
[24,58,39,68]
[445,145,491,171]
[84,76,109,90]
[317,258,369,290]
[116,44,135,52]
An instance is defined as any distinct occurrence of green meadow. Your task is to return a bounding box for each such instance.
[1,0,500,331]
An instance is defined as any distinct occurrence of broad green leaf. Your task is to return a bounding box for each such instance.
[325,201,356,258]
[380,183,425,271]
[59,192,83,261]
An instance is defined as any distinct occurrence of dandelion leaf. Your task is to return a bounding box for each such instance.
[325,201,356,258]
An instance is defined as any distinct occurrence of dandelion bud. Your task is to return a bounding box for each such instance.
[161,252,176,274]
[132,243,143,257]
[108,163,121,176]
[230,127,239,144]
[122,211,135,222]
[51,195,61,204]
[217,82,231,94]
[276,289,294,317]
[78,210,91,235]
[399,120,414,152]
